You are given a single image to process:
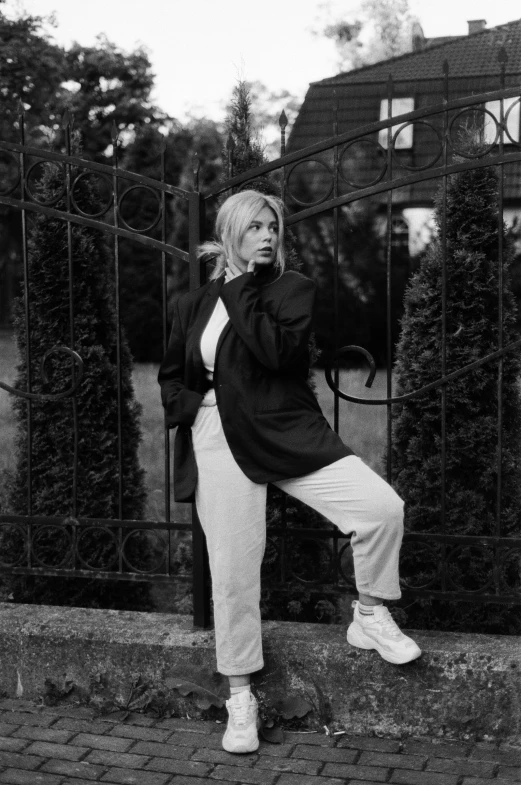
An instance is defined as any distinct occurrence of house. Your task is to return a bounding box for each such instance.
[288,19,521,256]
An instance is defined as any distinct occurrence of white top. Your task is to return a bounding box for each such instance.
[199,268,238,406]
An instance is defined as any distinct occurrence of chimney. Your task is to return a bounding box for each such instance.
[468,19,487,35]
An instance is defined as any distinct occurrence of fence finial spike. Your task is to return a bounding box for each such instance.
[226,133,235,151]
[62,109,70,130]
[443,59,449,75]
[279,110,288,130]
[17,100,25,118]
[498,47,508,64]
[111,120,119,143]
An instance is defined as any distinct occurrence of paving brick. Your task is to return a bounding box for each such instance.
[339,735,402,753]
[0,712,54,728]
[257,743,296,758]
[167,730,223,749]
[41,759,106,780]
[0,724,16,737]
[52,717,113,734]
[168,778,218,785]
[359,751,426,770]
[291,743,358,763]
[402,739,470,759]
[84,749,150,768]
[322,762,389,781]
[284,731,333,746]
[145,758,212,777]
[24,740,88,761]
[0,751,44,770]
[255,756,321,775]
[276,774,345,785]
[461,778,521,785]
[469,747,521,765]
[210,764,278,784]
[155,717,219,732]
[391,770,459,785]
[0,700,42,713]
[71,732,134,752]
[100,711,155,727]
[61,782,109,785]
[426,758,496,777]
[44,706,97,720]
[349,781,398,785]
[12,725,74,744]
[132,740,198,758]
[191,747,257,767]
[100,767,170,785]
[107,725,171,743]
[497,765,521,780]
[0,737,29,753]
[0,771,62,785]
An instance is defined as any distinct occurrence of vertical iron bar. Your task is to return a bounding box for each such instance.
[333,90,340,434]
[385,75,394,484]
[19,110,32,523]
[111,123,124,575]
[188,177,211,628]
[495,51,507,593]
[440,61,450,592]
[63,113,79,518]
[160,140,171,539]
[279,111,288,205]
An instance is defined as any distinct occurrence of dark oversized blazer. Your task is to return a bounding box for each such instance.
[158,267,352,502]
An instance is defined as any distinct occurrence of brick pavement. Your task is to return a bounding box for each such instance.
[0,699,518,785]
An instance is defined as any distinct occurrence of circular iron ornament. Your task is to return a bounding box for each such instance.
[391,121,443,171]
[31,525,73,569]
[445,545,495,593]
[504,98,521,146]
[76,526,119,571]
[324,345,377,403]
[0,151,21,195]
[449,108,499,158]
[0,523,27,567]
[285,158,334,207]
[337,540,357,588]
[70,171,114,219]
[288,537,335,585]
[117,185,162,234]
[399,542,441,590]
[25,160,66,206]
[498,547,521,594]
[122,529,167,574]
[339,138,387,188]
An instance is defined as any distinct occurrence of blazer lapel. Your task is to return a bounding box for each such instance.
[186,278,225,390]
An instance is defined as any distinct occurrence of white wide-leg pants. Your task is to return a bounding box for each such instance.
[192,404,404,676]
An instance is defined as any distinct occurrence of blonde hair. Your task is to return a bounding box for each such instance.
[198,190,285,280]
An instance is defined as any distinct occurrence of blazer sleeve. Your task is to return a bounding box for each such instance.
[219,272,316,371]
[157,298,203,428]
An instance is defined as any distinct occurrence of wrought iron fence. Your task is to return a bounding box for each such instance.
[0,54,520,628]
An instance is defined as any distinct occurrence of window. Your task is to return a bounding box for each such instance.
[484,98,520,144]
[379,98,414,149]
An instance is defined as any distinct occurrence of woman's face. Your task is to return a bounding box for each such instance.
[235,205,279,271]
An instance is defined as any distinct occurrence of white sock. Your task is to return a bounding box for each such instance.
[359,602,382,616]
[230,685,250,696]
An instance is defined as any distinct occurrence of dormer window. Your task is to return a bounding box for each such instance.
[484,98,520,144]
[379,98,415,149]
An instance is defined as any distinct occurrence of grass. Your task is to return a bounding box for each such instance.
[0,331,390,519]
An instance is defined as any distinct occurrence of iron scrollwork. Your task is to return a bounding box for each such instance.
[0,346,84,402]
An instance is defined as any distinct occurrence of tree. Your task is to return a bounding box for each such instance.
[390,140,521,634]
[7,134,150,610]
[314,0,416,72]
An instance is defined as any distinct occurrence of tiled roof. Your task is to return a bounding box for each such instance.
[314,19,521,85]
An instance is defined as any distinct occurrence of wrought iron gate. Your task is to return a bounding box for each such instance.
[1,59,520,628]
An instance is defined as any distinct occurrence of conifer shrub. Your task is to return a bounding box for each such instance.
[391,141,521,633]
[6,139,151,610]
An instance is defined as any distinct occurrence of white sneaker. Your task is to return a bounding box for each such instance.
[222,689,260,754]
[347,601,422,665]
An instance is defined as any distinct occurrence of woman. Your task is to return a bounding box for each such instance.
[158,190,420,754]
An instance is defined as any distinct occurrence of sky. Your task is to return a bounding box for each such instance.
[8,0,521,125]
